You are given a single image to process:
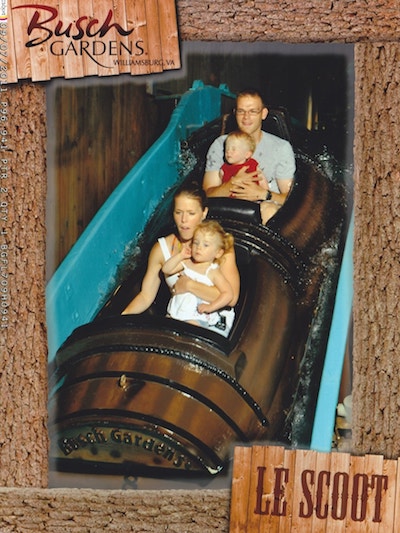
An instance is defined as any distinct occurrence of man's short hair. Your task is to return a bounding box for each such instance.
[236,88,266,107]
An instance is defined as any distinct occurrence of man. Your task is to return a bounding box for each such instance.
[202,88,296,223]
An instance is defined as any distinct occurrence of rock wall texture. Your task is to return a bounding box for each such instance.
[2,1,400,530]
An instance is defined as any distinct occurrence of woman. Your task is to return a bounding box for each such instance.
[122,182,240,334]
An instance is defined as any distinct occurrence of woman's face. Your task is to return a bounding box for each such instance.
[173,194,207,242]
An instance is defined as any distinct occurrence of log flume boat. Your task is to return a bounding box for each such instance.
[47,81,352,478]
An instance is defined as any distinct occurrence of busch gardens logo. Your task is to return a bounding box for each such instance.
[13,4,149,69]
[9,0,180,80]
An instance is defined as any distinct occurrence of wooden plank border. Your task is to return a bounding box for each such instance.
[8,0,180,82]
[2,0,400,531]
[230,447,400,532]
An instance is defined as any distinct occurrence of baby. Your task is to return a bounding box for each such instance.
[162,220,236,335]
[220,130,268,189]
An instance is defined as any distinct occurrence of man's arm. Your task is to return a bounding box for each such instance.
[228,167,272,202]
[203,136,233,197]
[203,169,232,197]
[268,177,293,205]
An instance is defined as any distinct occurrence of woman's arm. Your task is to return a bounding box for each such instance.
[122,242,164,314]
[197,269,233,314]
[174,275,220,303]
[173,248,240,306]
[219,248,240,306]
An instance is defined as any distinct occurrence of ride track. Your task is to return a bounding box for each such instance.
[47,81,353,478]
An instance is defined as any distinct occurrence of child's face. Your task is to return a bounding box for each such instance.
[191,231,223,263]
[224,137,252,165]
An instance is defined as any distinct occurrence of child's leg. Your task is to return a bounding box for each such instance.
[185,319,202,327]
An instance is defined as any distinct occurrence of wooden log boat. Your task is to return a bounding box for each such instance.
[47,83,351,478]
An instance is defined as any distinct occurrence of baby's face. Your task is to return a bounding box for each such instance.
[191,231,223,264]
[225,137,252,165]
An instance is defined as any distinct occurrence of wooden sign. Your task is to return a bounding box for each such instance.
[230,446,400,532]
[8,0,180,83]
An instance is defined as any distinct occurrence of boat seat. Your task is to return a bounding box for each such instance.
[207,197,262,226]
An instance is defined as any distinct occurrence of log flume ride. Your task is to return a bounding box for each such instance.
[47,81,352,478]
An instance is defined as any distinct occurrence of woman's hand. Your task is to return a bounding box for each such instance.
[173,274,192,295]
[197,302,209,314]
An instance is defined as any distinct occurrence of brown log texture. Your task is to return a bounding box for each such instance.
[1,81,48,488]
[0,488,230,532]
[2,0,400,530]
[353,43,400,459]
[176,0,400,42]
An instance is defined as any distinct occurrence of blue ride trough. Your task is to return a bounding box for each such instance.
[46,81,235,363]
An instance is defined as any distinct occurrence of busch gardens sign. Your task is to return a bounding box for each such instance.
[8,0,180,82]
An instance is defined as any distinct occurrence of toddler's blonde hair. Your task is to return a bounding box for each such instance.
[226,130,256,155]
[193,220,234,263]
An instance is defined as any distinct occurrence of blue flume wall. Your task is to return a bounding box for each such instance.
[46,81,234,362]
[310,210,354,451]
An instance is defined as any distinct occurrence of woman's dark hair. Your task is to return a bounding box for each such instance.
[173,181,208,210]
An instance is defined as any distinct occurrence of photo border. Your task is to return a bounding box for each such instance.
[2,1,400,529]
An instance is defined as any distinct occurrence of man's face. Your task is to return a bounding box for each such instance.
[235,95,268,140]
